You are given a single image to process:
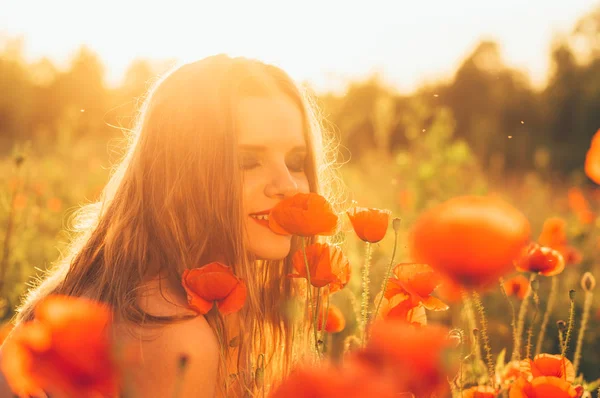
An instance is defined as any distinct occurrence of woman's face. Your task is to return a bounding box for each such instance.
[237,94,310,260]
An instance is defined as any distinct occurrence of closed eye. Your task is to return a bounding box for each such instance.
[239,152,262,170]
[286,152,307,172]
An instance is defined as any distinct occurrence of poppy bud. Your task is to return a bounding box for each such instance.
[581,272,596,292]
[569,289,576,301]
[557,320,567,332]
[392,218,402,232]
[472,328,480,338]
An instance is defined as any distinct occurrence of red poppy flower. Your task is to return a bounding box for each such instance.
[463,385,497,398]
[398,189,415,211]
[359,321,458,398]
[497,360,523,387]
[509,376,582,398]
[1,295,118,398]
[435,277,465,303]
[346,207,391,243]
[559,245,582,266]
[269,359,398,398]
[317,306,346,333]
[290,243,350,292]
[269,193,338,236]
[409,195,531,289]
[537,217,567,247]
[376,264,448,324]
[537,218,581,266]
[585,129,600,184]
[514,243,565,276]
[567,187,595,225]
[388,263,449,311]
[375,294,428,326]
[182,262,247,315]
[503,275,531,300]
[520,354,574,383]
[0,322,13,346]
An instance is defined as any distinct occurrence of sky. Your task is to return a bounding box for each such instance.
[0,0,598,93]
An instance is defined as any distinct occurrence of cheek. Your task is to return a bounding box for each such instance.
[242,174,263,211]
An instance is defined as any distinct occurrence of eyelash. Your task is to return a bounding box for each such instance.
[239,155,306,172]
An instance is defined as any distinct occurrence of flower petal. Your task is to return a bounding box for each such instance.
[217,281,247,315]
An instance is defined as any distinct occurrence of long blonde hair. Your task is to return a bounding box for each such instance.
[15,54,342,395]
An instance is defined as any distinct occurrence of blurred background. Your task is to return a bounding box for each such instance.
[2,0,600,388]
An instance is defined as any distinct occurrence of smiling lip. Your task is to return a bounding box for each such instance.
[249,209,272,216]
[250,216,271,229]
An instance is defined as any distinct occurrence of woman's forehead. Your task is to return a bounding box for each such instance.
[236,95,306,149]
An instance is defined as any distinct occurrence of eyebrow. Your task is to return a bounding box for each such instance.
[238,145,307,153]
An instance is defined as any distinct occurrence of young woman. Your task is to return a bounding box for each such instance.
[1,54,341,397]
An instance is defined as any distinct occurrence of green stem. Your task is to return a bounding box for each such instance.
[515,273,536,360]
[213,317,230,396]
[561,291,576,358]
[313,287,322,356]
[573,291,592,375]
[558,325,564,351]
[372,229,400,322]
[462,291,482,364]
[320,288,330,334]
[360,242,372,346]
[301,238,317,354]
[535,276,558,356]
[525,288,539,359]
[499,277,518,362]
[472,291,495,388]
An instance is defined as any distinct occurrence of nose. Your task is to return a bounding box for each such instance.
[265,168,299,199]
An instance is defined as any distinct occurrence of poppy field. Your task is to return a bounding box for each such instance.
[2,122,600,397]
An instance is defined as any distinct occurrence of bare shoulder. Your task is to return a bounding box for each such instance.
[117,278,221,397]
[117,315,220,398]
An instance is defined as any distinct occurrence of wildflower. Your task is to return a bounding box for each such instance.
[359,321,458,397]
[182,262,247,315]
[509,376,582,398]
[269,359,398,398]
[269,193,338,236]
[519,354,574,383]
[388,264,448,309]
[497,360,523,387]
[503,275,531,300]
[409,195,531,288]
[1,295,118,397]
[346,207,391,243]
[584,128,600,184]
[514,243,565,276]
[317,306,346,333]
[538,217,567,248]
[463,385,497,398]
[0,322,14,346]
[290,243,350,292]
[537,218,581,266]
[567,188,595,225]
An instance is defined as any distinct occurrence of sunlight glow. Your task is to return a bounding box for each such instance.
[0,0,596,92]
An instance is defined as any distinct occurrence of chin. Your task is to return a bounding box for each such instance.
[249,245,292,261]
[245,218,293,261]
